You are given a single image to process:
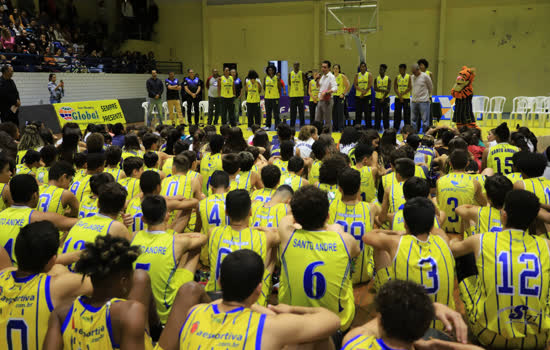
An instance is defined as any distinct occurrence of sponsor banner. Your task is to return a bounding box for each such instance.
[54,100,126,130]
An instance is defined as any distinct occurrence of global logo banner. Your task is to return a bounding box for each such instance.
[54,100,126,131]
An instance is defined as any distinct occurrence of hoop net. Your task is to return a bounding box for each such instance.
[342,27,358,50]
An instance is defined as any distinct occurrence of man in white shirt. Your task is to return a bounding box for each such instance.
[410,63,433,134]
[317,60,337,133]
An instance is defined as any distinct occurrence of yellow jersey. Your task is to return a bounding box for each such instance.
[437,173,477,234]
[505,172,522,184]
[0,271,53,350]
[198,193,228,266]
[356,72,371,97]
[390,234,455,329]
[126,196,144,233]
[415,146,436,168]
[335,73,346,96]
[396,73,411,99]
[280,172,306,192]
[329,199,373,284]
[387,181,405,214]
[70,174,92,203]
[15,164,34,176]
[229,171,254,193]
[250,201,288,228]
[162,173,195,198]
[132,229,193,324]
[0,183,7,212]
[251,188,276,203]
[0,206,34,264]
[265,75,279,99]
[118,177,140,201]
[220,75,234,98]
[279,229,355,330]
[37,184,65,214]
[466,206,502,237]
[206,226,268,305]
[246,79,261,103]
[342,335,396,350]
[272,159,289,176]
[487,143,519,175]
[309,79,320,101]
[308,159,322,184]
[375,75,389,99]
[381,166,426,191]
[353,165,376,202]
[522,177,550,205]
[78,195,99,219]
[121,149,144,162]
[392,209,440,232]
[16,150,29,165]
[161,157,174,176]
[289,70,304,97]
[200,152,223,195]
[105,167,124,182]
[179,304,266,349]
[472,229,550,338]
[61,214,114,270]
[35,166,50,183]
[317,183,341,204]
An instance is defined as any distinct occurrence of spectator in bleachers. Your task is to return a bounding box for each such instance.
[48,73,63,103]
[0,7,9,27]
[1,27,14,51]
[9,8,23,28]
[42,46,56,68]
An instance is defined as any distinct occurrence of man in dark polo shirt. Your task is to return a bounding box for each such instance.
[146,69,164,127]
[165,71,183,125]
[183,68,201,126]
[0,65,20,126]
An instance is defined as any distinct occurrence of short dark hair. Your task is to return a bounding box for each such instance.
[238,151,255,172]
[40,145,57,166]
[449,149,469,170]
[140,170,161,194]
[394,158,415,179]
[220,250,264,302]
[322,60,331,68]
[210,170,229,189]
[403,177,430,200]
[504,190,540,230]
[23,150,41,165]
[223,153,240,175]
[122,156,143,177]
[74,152,87,168]
[86,133,104,153]
[173,139,189,155]
[390,148,410,166]
[399,63,407,69]
[142,133,159,150]
[226,189,251,221]
[105,146,122,166]
[376,280,434,343]
[354,144,374,163]
[173,154,190,173]
[90,172,115,196]
[380,63,387,70]
[86,153,105,171]
[261,165,281,188]
[48,161,76,181]
[10,174,38,203]
[98,182,127,215]
[142,195,167,225]
[417,58,429,68]
[143,151,159,168]
[288,156,304,173]
[124,134,141,151]
[276,123,293,141]
[291,186,329,230]
[311,140,327,160]
[515,152,547,178]
[280,140,294,161]
[182,150,197,164]
[441,130,455,146]
[320,155,348,185]
[16,221,60,272]
[483,175,512,209]
[403,197,435,235]
[338,168,361,196]
[209,134,224,154]
[406,134,421,150]
[495,122,510,142]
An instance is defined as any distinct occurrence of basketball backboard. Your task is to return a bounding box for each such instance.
[325,0,378,35]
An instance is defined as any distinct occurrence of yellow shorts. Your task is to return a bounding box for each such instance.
[373,266,392,292]
[470,322,549,350]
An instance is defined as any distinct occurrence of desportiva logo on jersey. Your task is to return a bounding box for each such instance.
[59,106,100,121]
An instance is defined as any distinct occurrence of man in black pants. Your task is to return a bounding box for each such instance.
[374,64,391,130]
[0,65,20,126]
[288,62,306,129]
[219,67,236,126]
[393,64,412,129]
[183,68,201,125]
[353,62,372,128]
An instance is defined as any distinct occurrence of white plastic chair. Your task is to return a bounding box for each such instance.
[182,101,188,117]
[141,101,149,125]
[541,97,550,128]
[509,97,529,126]
[529,96,550,128]
[487,96,506,126]
[162,101,169,118]
[472,96,490,126]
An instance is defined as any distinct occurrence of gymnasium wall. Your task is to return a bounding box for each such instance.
[122,0,549,112]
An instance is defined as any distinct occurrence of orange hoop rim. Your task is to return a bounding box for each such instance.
[342,27,359,34]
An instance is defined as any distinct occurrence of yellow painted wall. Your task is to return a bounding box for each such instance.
[128,0,549,111]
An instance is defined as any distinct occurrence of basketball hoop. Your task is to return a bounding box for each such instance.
[342,27,358,50]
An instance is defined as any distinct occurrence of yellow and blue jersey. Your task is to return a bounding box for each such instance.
[381,166,426,191]
[198,193,228,266]
[0,206,34,264]
[161,157,174,176]
[280,172,306,192]
[0,271,54,350]
[329,199,373,284]
[161,173,194,199]
[118,177,141,201]
[487,143,518,175]
[342,335,396,350]
[121,149,144,162]
[250,201,288,228]
[279,229,355,331]
[308,159,322,184]
[37,184,65,214]
[200,152,223,194]
[522,177,550,205]
[437,173,477,234]
[472,229,550,338]
[179,304,266,350]
[251,188,276,203]
[35,166,50,183]
[15,163,34,176]
[272,159,289,175]
[505,172,522,185]
[415,146,436,168]
[317,183,341,203]
[70,174,92,203]
[387,181,406,214]
[0,183,7,212]
[392,209,441,232]
[126,196,144,233]
[466,206,502,237]
[105,167,124,182]
[78,195,99,219]
[352,165,376,203]
[229,171,254,193]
